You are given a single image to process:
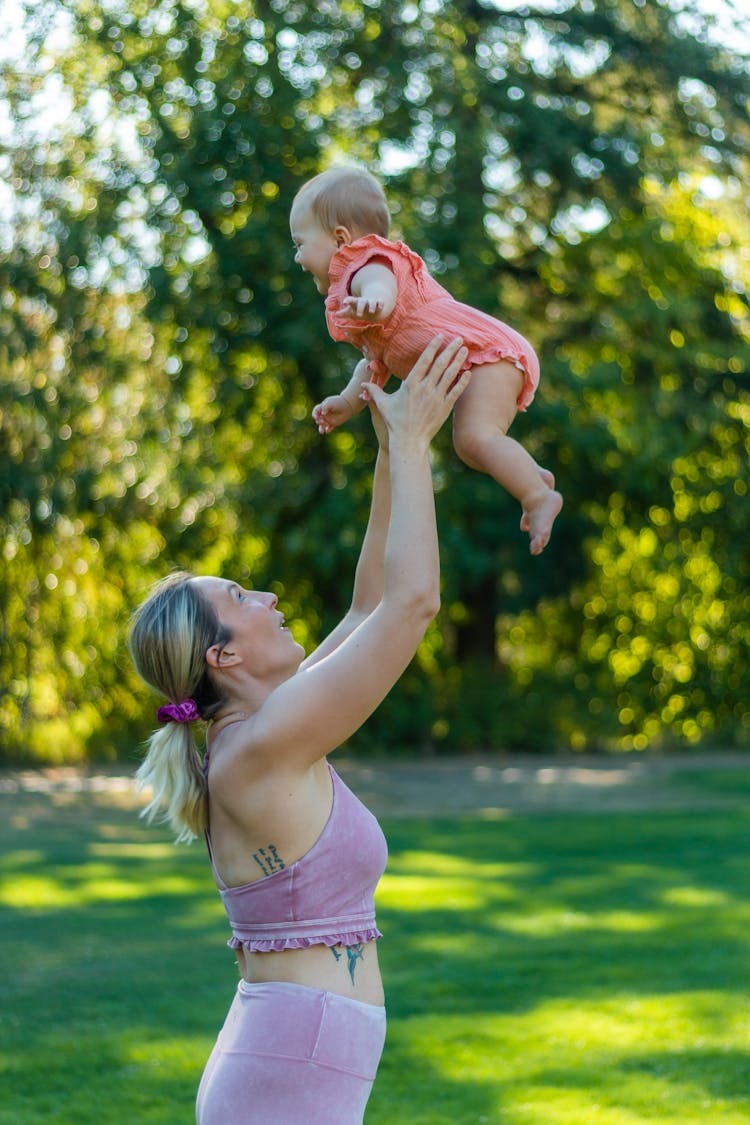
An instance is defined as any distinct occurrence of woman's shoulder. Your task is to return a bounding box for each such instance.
[205,712,283,783]
[207,716,327,799]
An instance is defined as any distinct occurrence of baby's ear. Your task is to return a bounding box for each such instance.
[334,224,353,247]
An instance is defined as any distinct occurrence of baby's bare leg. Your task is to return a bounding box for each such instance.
[451,360,562,555]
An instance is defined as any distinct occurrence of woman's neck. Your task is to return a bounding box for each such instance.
[207,709,253,745]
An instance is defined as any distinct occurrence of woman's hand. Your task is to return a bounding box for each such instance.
[362,335,470,453]
[366,394,390,453]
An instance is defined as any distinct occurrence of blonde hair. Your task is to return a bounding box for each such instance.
[128,572,229,843]
[293,166,390,239]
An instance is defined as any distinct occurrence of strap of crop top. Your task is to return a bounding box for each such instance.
[201,725,231,890]
[204,825,230,890]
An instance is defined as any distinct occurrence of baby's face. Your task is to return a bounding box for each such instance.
[290,202,340,295]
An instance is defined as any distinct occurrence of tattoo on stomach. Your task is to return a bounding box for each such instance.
[330,942,365,985]
[252,845,286,876]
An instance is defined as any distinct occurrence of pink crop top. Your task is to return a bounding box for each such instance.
[204,763,388,953]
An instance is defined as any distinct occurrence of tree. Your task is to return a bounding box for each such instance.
[1,0,748,759]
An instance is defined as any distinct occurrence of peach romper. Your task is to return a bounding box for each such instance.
[325,234,540,410]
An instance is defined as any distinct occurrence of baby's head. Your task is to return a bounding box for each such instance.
[290,167,390,294]
[293,166,390,240]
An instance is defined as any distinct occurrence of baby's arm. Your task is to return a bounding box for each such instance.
[312,358,370,435]
[341,262,398,321]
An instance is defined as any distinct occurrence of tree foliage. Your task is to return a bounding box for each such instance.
[1,0,749,761]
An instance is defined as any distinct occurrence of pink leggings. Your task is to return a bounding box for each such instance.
[195,980,386,1124]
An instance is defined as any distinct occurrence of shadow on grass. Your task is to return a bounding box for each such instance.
[619,1049,750,1102]
[377,810,750,1018]
[522,1048,750,1119]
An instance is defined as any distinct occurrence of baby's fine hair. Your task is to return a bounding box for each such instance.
[294,167,390,238]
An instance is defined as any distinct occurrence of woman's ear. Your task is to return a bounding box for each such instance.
[206,643,242,670]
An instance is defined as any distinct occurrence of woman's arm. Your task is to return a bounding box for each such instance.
[251,337,470,768]
[299,430,391,671]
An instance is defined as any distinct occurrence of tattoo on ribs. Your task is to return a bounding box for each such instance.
[330,942,365,985]
[252,844,286,876]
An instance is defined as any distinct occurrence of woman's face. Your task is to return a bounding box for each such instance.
[290,201,341,295]
[193,577,304,679]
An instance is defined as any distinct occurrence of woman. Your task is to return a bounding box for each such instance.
[128,336,470,1124]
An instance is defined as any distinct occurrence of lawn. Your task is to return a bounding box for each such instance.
[1,766,749,1124]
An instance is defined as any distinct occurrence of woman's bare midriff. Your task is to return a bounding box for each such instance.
[236,938,384,1007]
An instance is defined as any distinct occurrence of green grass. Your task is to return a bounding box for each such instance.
[1,779,749,1124]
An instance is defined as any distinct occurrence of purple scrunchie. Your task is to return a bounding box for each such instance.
[156,699,200,724]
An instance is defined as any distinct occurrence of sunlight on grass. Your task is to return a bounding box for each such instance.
[495,906,664,935]
[0,866,206,907]
[124,1034,214,1068]
[386,850,531,879]
[378,874,493,911]
[381,851,744,937]
[88,842,176,860]
[391,994,750,1124]
[661,885,731,907]
[379,852,536,912]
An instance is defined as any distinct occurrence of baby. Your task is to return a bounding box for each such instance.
[290,166,562,554]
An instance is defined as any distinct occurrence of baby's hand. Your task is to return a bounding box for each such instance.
[341,295,386,321]
[312,394,355,434]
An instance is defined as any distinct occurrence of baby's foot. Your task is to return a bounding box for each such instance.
[538,466,555,490]
[520,489,563,555]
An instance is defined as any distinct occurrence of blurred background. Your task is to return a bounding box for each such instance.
[1,0,748,765]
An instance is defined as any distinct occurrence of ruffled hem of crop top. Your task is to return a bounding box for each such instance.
[204,761,388,954]
[225,927,383,954]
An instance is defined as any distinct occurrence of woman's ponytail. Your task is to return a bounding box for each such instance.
[128,572,229,843]
[136,722,207,843]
